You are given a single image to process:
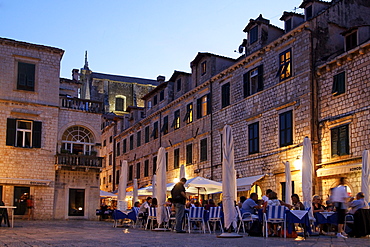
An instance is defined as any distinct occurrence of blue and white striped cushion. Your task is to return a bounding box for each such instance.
[189,207,204,219]
[209,207,221,219]
[267,205,285,222]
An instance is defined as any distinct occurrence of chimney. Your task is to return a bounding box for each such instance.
[72,69,80,81]
[157,75,165,83]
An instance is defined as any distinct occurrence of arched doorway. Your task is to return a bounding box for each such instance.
[61,126,95,155]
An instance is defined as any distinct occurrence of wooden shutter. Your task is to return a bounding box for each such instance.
[243,72,250,98]
[6,118,16,146]
[206,94,211,115]
[331,128,339,157]
[257,65,264,92]
[196,98,202,119]
[32,121,42,148]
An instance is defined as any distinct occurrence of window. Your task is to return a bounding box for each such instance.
[278,49,292,81]
[186,144,193,165]
[129,165,133,181]
[166,152,168,171]
[145,126,150,143]
[162,116,168,135]
[200,138,208,162]
[177,79,182,92]
[136,163,141,179]
[6,119,42,148]
[61,125,94,155]
[153,95,158,106]
[109,153,112,166]
[109,175,112,183]
[144,160,149,177]
[184,103,193,124]
[345,31,357,51]
[221,82,230,108]
[123,139,127,153]
[250,26,258,44]
[153,156,157,175]
[116,170,120,185]
[279,110,293,147]
[148,101,152,109]
[160,90,165,101]
[281,181,295,202]
[137,131,141,147]
[332,71,346,96]
[331,124,349,157]
[17,62,35,91]
[201,61,207,75]
[115,97,125,111]
[152,122,159,139]
[174,148,180,169]
[129,135,134,150]
[103,140,106,147]
[116,142,120,156]
[244,65,264,97]
[285,18,292,32]
[305,5,312,20]
[109,136,112,143]
[248,122,259,154]
[197,94,211,118]
[172,110,180,130]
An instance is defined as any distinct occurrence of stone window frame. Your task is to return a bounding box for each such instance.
[332,71,346,96]
[6,118,42,148]
[14,55,40,92]
[161,115,169,135]
[278,109,294,147]
[249,25,258,44]
[248,121,260,154]
[137,130,141,147]
[144,160,149,177]
[278,48,292,82]
[201,61,207,76]
[243,64,264,98]
[174,148,180,169]
[200,138,208,162]
[172,109,181,130]
[186,143,193,165]
[221,82,230,108]
[184,103,193,124]
[144,126,150,143]
[328,117,352,159]
[345,30,358,52]
[176,78,182,92]
[115,95,126,112]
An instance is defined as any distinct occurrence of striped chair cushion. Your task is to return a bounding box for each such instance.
[266,205,286,222]
[148,207,157,217]
[189,207,204,220]
[208,207,222,220]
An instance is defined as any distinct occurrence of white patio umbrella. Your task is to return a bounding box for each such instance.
[362,150,370,205]
[285,161,292,205]
[185,176,223,196]
[302,137,314,219]
[133,179,138,206]
[152,174,157,198]
[179,164,186,179]
[117,160,128,211]
[154,147,168,230]
[220,125,239,237]
[100,190,117,198]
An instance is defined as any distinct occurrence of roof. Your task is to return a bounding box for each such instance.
[60,78,81,84]
[279,11,305,21]
[126,106,144,112]
[190,52,235,67]
[299,0,331,8]
[91,72,159,86]
[0,37,64,56]
[168,70,191,82]
[243,14,284,33]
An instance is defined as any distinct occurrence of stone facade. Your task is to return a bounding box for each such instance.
[0,38,102,220]
[102,0,370,204]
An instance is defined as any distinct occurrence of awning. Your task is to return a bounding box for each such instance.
[316,163,362,177]
[0,177,52,186]
[236,174,265,191]
[100,190,117,198]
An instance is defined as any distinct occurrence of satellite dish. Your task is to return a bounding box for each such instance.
[238,45,244,54]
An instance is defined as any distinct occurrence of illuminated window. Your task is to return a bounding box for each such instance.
[184,103,193,124]
[172,110,180,130]
[278,49,292,81]
[197,94,211,118]
[201,61,207,75]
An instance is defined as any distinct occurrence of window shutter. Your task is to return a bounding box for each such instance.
[257,65,264,92]
[332,75,339,94]
[32,121,42,148]
[6,118,16,146]
[331,128,339,157]
[339,125,349,155]
[206,93,211,115]
[196,98,201,119]
[337,72,345,94]
[243,72,250,97]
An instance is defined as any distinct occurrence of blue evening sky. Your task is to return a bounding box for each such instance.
[0,0,303,80]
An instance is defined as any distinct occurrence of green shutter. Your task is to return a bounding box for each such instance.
[6,118,17,146]
[32,121,42,148]
[257,65,264,92]
[243,72,250,97]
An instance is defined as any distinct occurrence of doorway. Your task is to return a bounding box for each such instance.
[14,186,30,215]
[68,188,85,216]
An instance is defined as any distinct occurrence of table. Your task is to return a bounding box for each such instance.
[314,211,337,226]
[112,209,137,227]
[286,210,311,237]
[0,206,17,228]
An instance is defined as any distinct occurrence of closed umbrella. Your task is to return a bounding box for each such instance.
[133,179,138,207]
[117,160,128,211]
[180,164,186,180]
[302,137,314,219]
[152,174,157,198]
[220,125,239,237]
[154,147,168,230]
[362,150,370,205]
[285,161,292,205]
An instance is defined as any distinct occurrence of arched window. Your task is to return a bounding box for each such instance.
[61,126,95,155]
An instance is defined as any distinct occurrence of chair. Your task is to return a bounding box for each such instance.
[207,207,223,234]
[187,207,206,233]
[166,206,176,230]
[133,207,143,228]
[344,214,354,232]
[235,206,254,234]
[263,205,286,238]
[145,207,157,230]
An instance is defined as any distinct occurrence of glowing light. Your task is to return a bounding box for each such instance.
[294,158,302,170]
[173,178,179,183]
[78,207,83,210]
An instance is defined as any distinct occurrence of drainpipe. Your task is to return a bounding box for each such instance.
[112,121,117,191]
[210,80,214,181]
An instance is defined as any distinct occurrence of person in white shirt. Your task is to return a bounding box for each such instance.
[348,192,368,214]
[262,189,272,203]
[331,177,349,238]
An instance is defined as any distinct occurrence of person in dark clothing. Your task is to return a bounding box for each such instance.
[171,178,188,233]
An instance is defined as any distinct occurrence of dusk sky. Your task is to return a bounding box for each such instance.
[1,0,303,80]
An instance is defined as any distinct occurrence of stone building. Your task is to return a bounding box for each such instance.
[106,0,370,203]
[0,38,103,220]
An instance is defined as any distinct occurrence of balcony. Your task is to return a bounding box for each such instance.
[59,96,103,113]
[55,154,103,170]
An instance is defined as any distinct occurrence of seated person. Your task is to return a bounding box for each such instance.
[133,201,141,208]
[263,191,281,237]
[238,196,247,208]
[138,197,152,220]
[312,195,327,234]
[290,194,305,210]
[348,192,368,215]
[242,193,261,215]
[151,198,158,208]
[204,199,217,210]
[262,189,273,203]
[186,198,196,208]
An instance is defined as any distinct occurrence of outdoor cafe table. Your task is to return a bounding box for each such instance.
[0,206,17,228]
[314,211,337,226]
[112,209,137,227]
